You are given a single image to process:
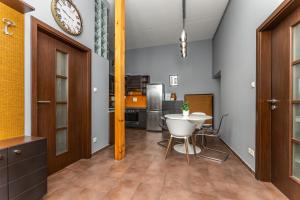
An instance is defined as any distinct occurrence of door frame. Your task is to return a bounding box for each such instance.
[256,0,300,181]
[31,17,92,159]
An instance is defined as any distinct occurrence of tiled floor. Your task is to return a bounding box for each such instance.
[43,129,287,200]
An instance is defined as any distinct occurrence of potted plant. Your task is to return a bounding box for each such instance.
[181,102,190,116]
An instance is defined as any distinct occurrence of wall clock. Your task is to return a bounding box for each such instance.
[51,0,83,36]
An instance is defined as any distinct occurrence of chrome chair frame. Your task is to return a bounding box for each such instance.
[157,116,171,147]
[194,114,230,163]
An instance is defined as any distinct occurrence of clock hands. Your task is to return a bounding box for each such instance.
[62,9,75,22]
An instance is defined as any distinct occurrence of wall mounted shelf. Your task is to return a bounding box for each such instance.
[0,0,34,13]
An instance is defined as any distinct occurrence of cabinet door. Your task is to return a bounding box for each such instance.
[146,111,162,131]
[0,184,8,200]
[138,110,146,129]
[109,112,115,145]
[0,149,8,200]
[0,149,7,168]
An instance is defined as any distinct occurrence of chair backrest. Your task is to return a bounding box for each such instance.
[191,112,206,116]
[215,114,229,135]
[161,102,183,132]
[191,112,206,129]
[166,119,196,138]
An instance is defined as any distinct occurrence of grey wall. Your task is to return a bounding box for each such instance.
[126,40,220,124]
[213,0,284,170]
[23,0,109,153]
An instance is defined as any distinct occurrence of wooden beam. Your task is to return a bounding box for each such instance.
[114,0,126,160]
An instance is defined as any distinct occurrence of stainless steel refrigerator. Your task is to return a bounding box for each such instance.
[146,83,164,132]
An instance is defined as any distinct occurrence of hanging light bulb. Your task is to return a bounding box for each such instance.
[180,0,187,58]
[180,29,187,58]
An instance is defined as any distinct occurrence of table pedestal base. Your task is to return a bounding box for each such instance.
[173,143,201,154]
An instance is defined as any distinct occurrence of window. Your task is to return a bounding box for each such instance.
[95,0,108,59]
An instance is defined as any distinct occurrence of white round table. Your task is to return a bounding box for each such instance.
[164,114,212,154]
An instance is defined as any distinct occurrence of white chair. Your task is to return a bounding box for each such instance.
[191,112,206,130]
[191,112,213,128]
[165,118,196,164]
[191,112,206,116]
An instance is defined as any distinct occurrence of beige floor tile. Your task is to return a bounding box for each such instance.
[43,129,288,200]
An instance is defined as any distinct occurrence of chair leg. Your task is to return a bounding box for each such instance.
[191,135,197,158]
[201,134,205,147]
[165,136,174,160]
[184,138,190,164]
[204,136,208,147]
[157,139,169,148]
[197,137,230,163]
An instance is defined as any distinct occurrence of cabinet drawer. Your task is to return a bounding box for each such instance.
[14,181,47,200]
[9,167,47,199]
[0,184,8,200]
[8,153,46,181]
[0,149,7,167]
[8,139,46,164]
[0,166,7,186]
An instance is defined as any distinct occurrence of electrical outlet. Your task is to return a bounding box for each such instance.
[248,148,255,157]
[92,137,97,143]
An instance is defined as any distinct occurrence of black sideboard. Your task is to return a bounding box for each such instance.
[0,136,47,200]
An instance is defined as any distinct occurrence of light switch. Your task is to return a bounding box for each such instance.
[93,87,98,93]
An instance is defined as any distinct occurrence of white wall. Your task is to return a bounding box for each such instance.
[23,0,109,153]
[126,40,220,125]
[213,0,284,170]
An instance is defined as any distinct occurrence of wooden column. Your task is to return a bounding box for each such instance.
[114,0,126,160]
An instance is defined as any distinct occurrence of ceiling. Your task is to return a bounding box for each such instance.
[108,0,229,50]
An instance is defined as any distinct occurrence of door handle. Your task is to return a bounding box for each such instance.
[267,99,279,104]
[37,100,51,104]
[267,99,279,111]
[13,149,22,155]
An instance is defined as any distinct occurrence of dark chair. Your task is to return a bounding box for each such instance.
[157,116,170,147]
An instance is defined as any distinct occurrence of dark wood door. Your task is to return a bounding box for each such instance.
[271,7,300,199]
[37,30,85,174]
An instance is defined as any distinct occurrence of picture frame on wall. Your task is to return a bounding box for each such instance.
[169,75,179,86]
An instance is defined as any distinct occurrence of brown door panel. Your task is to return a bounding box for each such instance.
[37,30,87,174]
[271,7,300,199]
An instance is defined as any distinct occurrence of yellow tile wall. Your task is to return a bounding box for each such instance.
[0,2,24,140]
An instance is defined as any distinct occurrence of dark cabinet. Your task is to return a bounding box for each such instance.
[0,137,47,200]
[126,75,150,95]
[162,101,184,114]
[109,74,114,95]
[0,149,8,200]
[125,109,146,129]
[109,112,115,145]
[138,110,146,129]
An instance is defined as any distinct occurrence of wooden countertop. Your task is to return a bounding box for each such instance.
[0,136,45,150]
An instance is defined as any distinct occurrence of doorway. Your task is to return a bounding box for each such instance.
[256,1,300,199]
[31,17,91,175]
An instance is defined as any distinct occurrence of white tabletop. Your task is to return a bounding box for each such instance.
[164,114,212,121]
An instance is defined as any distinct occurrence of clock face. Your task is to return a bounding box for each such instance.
[51,0,83,36]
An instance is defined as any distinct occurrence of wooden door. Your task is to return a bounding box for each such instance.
[36,30,85,174]
[270,7,300,199]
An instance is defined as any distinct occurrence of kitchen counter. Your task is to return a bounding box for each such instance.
[126,107,146,110]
